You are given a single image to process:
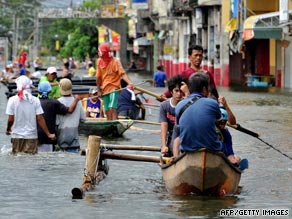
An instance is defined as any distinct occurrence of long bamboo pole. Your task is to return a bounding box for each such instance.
[101,144,161,151]
[133,120,160,125]
[102,151,164,163]
[72,136,106,199]
[80,144,161,156]
[135,86,167,101]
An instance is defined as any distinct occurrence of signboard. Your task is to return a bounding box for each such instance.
[38,8,99,18]
[163,46,173,54]
[101,4,125,18]
[132,0,148,10]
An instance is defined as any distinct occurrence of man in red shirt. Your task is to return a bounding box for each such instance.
[161,45,218,100]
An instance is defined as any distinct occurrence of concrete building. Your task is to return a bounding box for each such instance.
[131,0,292,89]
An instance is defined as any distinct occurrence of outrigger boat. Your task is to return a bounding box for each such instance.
[72,137,243,198]
[79,118,134,137]
[160,149,242,196]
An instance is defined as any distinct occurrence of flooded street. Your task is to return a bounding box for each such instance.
[0,72,291,219]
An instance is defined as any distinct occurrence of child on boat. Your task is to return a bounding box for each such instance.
[216,108,248,170]
[83,87,104,118]
[216,108,241,164]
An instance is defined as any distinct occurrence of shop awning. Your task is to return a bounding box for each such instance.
[243,11,290,41]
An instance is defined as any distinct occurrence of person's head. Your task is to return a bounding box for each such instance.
[167,75,187,100]
[46,66,57,82]
[59,78,72,96]
[19,67,26,76]
[188,45,204,69]
[15,75,32,93]
[157,65,163,71]
[38,81,52,98]
[98,43,111,59]
[64,61,70,68]
[17,63,23,69]
[188,72,209,96]
[216,108,228,130]
[89,87,99,102]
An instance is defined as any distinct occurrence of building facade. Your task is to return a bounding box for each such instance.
[129,0,292,88]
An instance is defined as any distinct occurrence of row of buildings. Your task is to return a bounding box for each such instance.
[124,0,292,89]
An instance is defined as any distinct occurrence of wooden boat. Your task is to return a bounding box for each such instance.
[161,148,242,196]
[79,118,134,137]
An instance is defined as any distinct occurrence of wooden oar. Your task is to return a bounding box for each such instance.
[135,86,167,101]
[228,122,292,160]
[227,123,259,137]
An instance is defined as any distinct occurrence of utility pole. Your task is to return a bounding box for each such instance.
[33,13,39,59]
[12,13,16,62]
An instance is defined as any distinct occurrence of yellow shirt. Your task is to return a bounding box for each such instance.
[88,66,95,77]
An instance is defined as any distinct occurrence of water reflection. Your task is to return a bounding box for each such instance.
[160,194,238,218]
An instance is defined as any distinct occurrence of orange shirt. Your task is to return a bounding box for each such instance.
[96,57,125,93]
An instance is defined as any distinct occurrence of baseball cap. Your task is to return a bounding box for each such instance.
[59,78,72,95]
[89,87,98,94]
[47,66,57,74]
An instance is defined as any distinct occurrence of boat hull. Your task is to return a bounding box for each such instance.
[79,118,134,137]
[161,149,242,196]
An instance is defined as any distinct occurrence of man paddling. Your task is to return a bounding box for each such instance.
[95,43,133,120]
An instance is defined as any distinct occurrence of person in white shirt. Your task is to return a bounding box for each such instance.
[5,75,55,154]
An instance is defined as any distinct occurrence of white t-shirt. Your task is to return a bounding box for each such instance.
[6,95,44,139]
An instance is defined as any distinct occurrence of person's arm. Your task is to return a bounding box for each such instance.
[96,65,103,96]
[218,96,236,125]
[140,104,146,120]
[160,122,169,155]
[100,99,104,118]
[121,73,132,86]
[6,115,14,135]
[67,95,81,113]
[36,114,56,140]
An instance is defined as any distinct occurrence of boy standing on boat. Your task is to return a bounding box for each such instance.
[159,75,187,157]
[95,43,133,120]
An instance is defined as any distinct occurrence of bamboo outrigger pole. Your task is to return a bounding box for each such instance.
[72,136,106,199]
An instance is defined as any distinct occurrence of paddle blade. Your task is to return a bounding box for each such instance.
[235,124,259,138]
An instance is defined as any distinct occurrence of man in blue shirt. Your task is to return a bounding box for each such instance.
[153,65,167,87]
[173,72,222,156]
